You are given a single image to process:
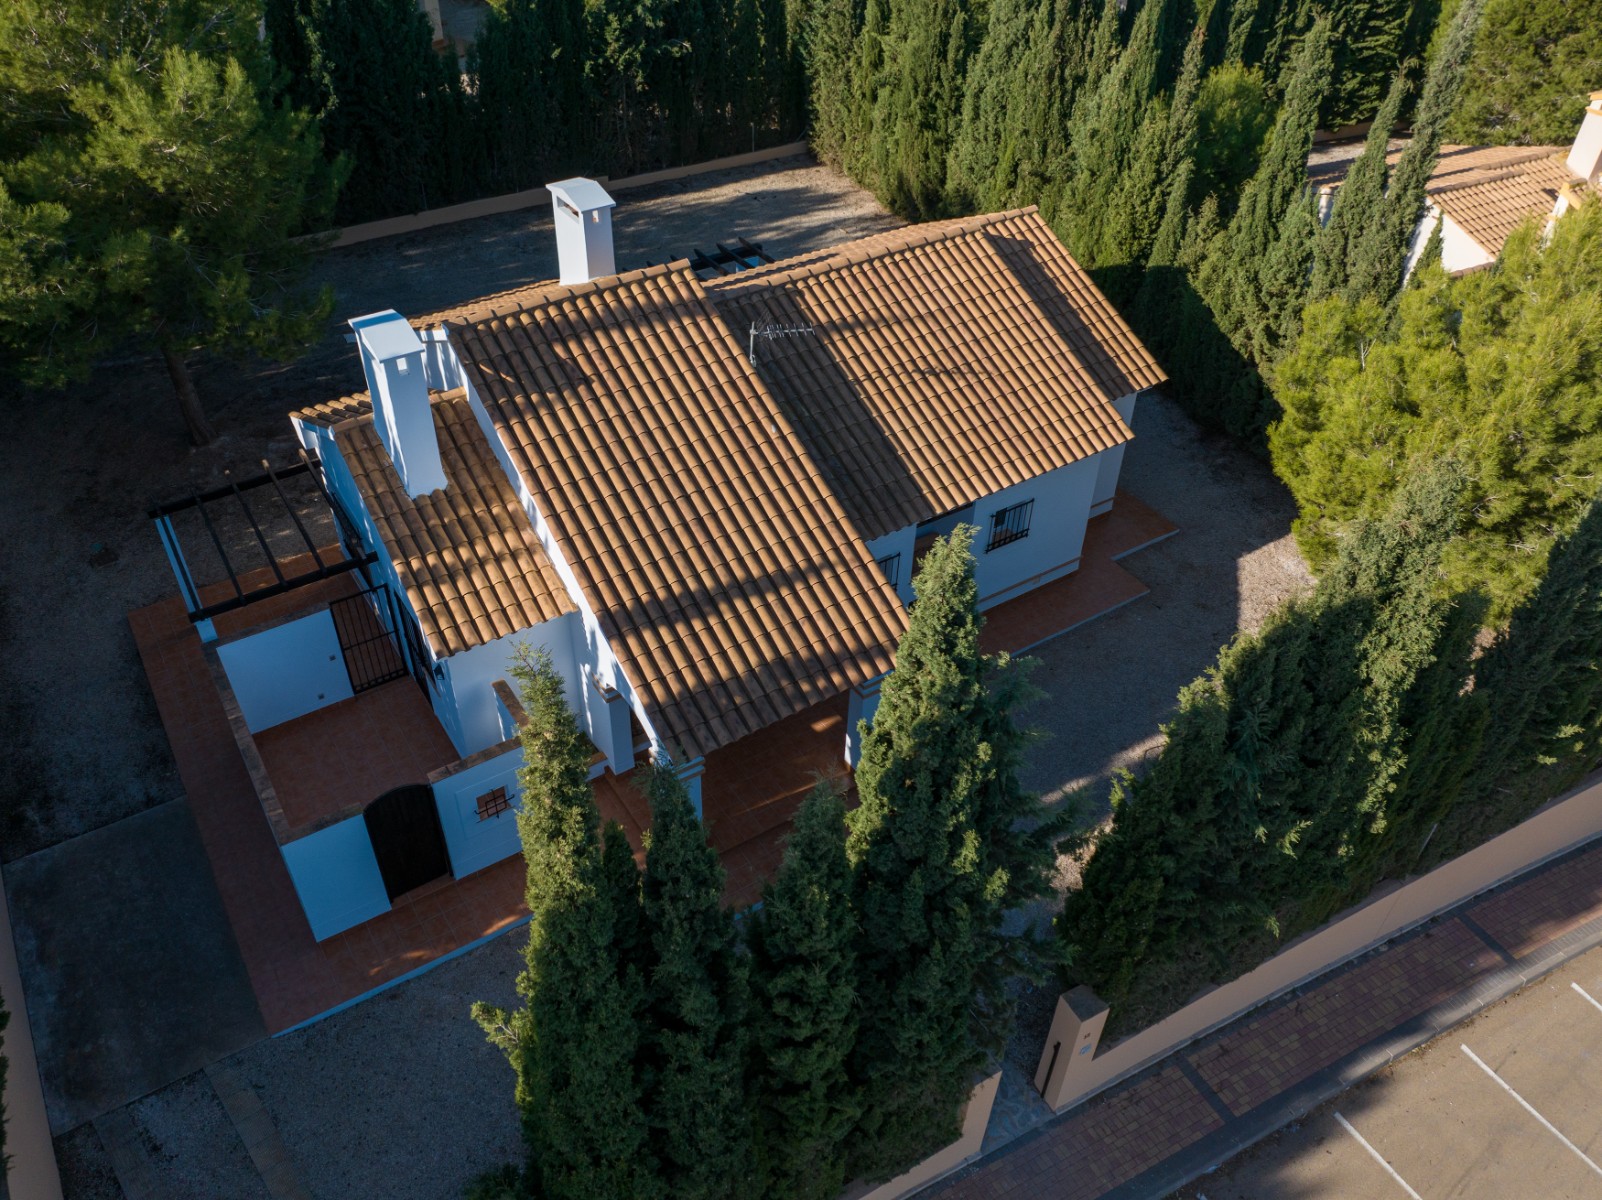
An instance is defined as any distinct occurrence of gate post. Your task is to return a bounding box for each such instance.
[1035,985,1108,1110]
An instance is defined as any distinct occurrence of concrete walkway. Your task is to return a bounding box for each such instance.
[932,836,1602,1200]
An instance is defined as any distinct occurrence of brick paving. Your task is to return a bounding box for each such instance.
[1188,919,1503,1115]
[938,837,1602,1200]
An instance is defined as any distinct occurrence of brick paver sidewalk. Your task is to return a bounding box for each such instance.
[935,837,1602,1200]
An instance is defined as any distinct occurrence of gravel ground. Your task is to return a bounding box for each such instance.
[225,934,525,1200]
[125,1074,271,1200]
[0,153,897,862]
[53,1125,122,1200]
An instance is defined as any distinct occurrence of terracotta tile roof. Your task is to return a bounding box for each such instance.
[335,390,575,657]
[1429,154,1577,257]
[446,263,907,760]
[290,393,374,427]
[1307,142,1565,190]
[704,208,1150,539]
[413,281,561,328]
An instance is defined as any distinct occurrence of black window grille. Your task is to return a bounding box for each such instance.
[476,786,512,821]
[988,500,1034,551]
[876,552,902,588]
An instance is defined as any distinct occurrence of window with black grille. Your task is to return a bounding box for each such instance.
[876,552,902,588]
[475,786,512,821]
[988,500,1034,551]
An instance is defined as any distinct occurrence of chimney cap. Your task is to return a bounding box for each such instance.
[349,310,424,361]
[547,178,617,214]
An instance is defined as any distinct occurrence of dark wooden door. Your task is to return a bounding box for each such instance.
[364,785,451,901]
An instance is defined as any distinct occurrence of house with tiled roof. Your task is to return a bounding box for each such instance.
[1310,90,1602,276]
[153,180,1166,941]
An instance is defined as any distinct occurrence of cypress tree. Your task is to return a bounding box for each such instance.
[470,0,586,191]
[869,0,978,217]
[1474,498,1602,797]
[471,650,654,1200]
[1058,0,1174,266]
[1323,0,1411,129]
[806,0,863,169]
[846,528,991,1179]
[1346,0,1485,305]
[946,0,1054,212]
[747,782,861,1200]
[1095,13,1206,289]
[1308,68,1410,303]
[1447,0,1602,146]
[638,761,754,1200]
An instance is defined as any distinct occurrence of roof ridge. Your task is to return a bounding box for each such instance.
[443,261,694,328]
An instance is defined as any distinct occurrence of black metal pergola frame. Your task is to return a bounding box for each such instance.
[149,456,377,625]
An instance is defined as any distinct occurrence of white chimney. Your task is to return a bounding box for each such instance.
[350,310,446,497]
[1566,90,1602,184]
[547,178,617,286]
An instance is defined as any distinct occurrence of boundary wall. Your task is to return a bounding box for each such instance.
[324,141,812,249]
[0,865,65,1199]
[1037,769,1602,1112]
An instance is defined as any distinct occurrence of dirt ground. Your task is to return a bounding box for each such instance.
[0,153,898,863]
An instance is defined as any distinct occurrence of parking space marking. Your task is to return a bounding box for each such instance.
[1334,1112,1424,1199]
[1573,982,1602,1016]
[1460,1043,1602,1179]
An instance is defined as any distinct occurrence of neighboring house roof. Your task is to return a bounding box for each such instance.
[304,390,576,657]
[1428,154,1577,258]
[1306,142,1565,192]
[704,208,1158,540]
[446,262,907,761]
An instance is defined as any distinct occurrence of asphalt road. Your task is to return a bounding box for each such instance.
[1173,943,1602,1199]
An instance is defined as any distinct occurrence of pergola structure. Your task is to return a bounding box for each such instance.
[149,456,375,640]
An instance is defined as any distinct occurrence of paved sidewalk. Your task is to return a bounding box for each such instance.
[933,836,1602,1200]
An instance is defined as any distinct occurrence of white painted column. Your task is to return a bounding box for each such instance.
[845,673,889,767]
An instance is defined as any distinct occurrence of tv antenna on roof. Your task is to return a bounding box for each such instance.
[749,321,815,365]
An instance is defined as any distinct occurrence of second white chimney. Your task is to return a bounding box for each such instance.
[547,178,617,286]
[1566,90,1602,184]
[350,310,447,498]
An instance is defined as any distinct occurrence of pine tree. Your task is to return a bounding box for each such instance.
[1346,0,1485,305]
[846,528,992,1178]
[0,20,337,445]
[1447,0,1602,146]
[471,649,654,1200]
[638,761,754,1200]
[1309,69,1410,302]
[747,782,861,1200]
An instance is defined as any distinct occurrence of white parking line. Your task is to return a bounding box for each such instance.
[1335,1112,1424,1199]
[1460,1043,1602,1178]
[1572,982,1602,1016]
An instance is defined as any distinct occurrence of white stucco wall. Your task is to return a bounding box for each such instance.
[216,609,354,733]
[281,817,391,941]
[1091,393,1138,516]
[972,457,1098,608]
[431,745,524,879]
[1439,212,1494,275]
[864,526,918,606]
[437,613,582,756]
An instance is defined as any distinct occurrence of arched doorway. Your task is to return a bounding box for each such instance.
[364,784,451,901]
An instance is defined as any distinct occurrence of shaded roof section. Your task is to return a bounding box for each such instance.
[324,390,575,657]
[1307,142,1565,191]
[446,263,907,760]
[1429,154,1577,258]
[705,208,1151,540]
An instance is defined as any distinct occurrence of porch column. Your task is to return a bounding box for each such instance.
[845,672,889,768]
[675,757,706,819]
[587,672,636,775]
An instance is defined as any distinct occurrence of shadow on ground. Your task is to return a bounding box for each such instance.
[6,798,264,1133]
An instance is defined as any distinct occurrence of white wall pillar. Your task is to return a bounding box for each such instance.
[845,673,889,767]
[675,757,706,818]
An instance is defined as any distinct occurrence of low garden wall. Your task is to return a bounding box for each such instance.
[326,141,812,249]
[0,865,64,1200]
[842,1071,1002,1200]
[1036,767,1602,1112]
